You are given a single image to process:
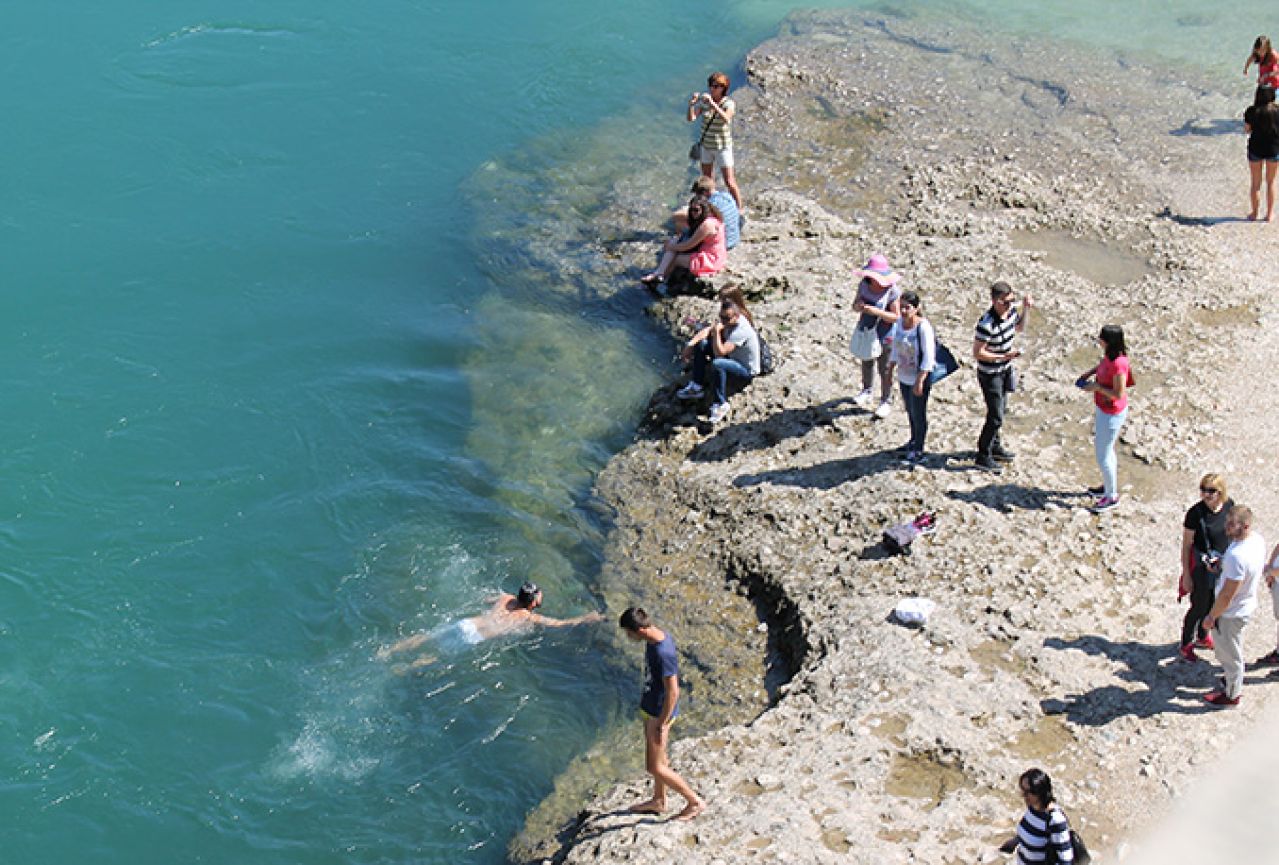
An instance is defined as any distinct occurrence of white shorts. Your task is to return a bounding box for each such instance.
[431,618,484,654]
[698,145,734,169]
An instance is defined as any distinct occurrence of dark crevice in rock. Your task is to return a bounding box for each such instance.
[726,554,812,702]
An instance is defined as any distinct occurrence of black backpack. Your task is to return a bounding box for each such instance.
[758,337,777,375]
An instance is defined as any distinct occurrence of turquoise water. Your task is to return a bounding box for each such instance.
[1,1,1269,863]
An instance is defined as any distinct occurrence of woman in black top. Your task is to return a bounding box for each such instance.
[1178,474,1232,662]
[1245,86,1279,221]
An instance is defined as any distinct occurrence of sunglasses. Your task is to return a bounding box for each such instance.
[1200,487,1220,495]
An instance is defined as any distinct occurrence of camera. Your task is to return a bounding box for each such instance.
[1200,551,1222,570]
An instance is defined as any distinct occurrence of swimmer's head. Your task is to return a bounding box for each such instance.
[517,582,542,609]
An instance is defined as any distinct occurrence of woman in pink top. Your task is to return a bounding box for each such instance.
[641,195,726,295]
[1076,324,1130,513]
[1244,36,1279,90]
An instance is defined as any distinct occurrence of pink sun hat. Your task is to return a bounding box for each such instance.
[855,253,901,287]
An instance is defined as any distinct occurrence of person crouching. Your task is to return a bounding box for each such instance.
[676,298,760,424]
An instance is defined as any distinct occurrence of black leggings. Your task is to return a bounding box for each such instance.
[1180,565,1215,647]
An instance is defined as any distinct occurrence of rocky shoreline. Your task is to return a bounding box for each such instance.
[513,11,1279,864]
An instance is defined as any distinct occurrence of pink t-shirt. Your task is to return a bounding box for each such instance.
[1094,354,1130,415]
[1260,54,1279,89]
[688,217,726,276]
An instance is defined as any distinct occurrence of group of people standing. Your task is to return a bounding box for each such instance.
[1175,477,1279,708]
[845,253,1131,513]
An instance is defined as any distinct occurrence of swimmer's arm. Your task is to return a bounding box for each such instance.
[530,611,605,629]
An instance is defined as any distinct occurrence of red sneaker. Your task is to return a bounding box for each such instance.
[1192,633,1215,651]
[1203,690,1240,708]
[1178,644,1199,663]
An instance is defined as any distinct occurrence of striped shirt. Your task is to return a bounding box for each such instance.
[973,306,1020,374]
[700,97,734,150]
[1015,805,1074,864]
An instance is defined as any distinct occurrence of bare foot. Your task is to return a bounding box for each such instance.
[674,799,705,821]
[1266,213,1275,222]
[1248,211,1259,221]
[626,799,665,815]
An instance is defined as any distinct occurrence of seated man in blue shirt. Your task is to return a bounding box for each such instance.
[672,176,739,249]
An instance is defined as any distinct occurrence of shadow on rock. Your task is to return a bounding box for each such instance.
[688,397,864,463]
[734,449,973,490]
[1037,635,1275,724]
[947,483,1090,512]
[732,449,900,490]
[1155,205,1250,227]
[540,807,665,864]
[1169,118,1240,137]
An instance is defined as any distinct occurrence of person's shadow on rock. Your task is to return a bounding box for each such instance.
[686,397,863,462]
[1039,634,1276,724]
[1169,118,1241,137]
[948,483,1090,512]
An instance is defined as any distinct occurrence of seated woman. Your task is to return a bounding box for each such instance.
[641,195,726,295]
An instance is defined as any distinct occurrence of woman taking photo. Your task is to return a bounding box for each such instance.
[885,290,935,466]
[640,195,726,294]
[1177,474,1233,662]
[849,254,902,419]
[1244,85,1279,221]
[1076,325,1130,514]
[688,72,743,215]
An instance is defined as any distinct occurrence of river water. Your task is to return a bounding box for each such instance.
[0,1,1266,862]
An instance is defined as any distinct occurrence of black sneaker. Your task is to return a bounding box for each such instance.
[991,448,1015,462]
[1087,484,1105,495]
[1254,649,1279,667]
[975,455,1003,474]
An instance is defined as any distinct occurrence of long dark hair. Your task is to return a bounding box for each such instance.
[1253,35,1277,64]
[1019,768,1055,809]
[1099,324,1127,361]
[686,194,722,230]
[718,285,754,325]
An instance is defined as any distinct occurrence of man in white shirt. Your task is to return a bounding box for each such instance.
[1203,505,1267,707]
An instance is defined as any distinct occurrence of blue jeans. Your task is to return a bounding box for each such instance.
[899,377,932,453]
[691,339,752,404]
[1094,406,1127,497]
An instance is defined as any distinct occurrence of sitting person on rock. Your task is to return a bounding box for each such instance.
[676,297,759,424]
[641,195,726,295]
[673,176,739,249]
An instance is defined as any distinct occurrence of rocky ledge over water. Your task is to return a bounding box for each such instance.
[515,10,1279,864]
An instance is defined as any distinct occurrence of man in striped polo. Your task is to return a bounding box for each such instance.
[972,282,1033,473]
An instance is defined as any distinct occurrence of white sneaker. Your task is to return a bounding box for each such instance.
[873,400,892,419]
[708,402,731,424]
[853,388,874,408]
[677,382,705,400]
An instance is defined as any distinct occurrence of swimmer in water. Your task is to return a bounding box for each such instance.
[377,582,604,670]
